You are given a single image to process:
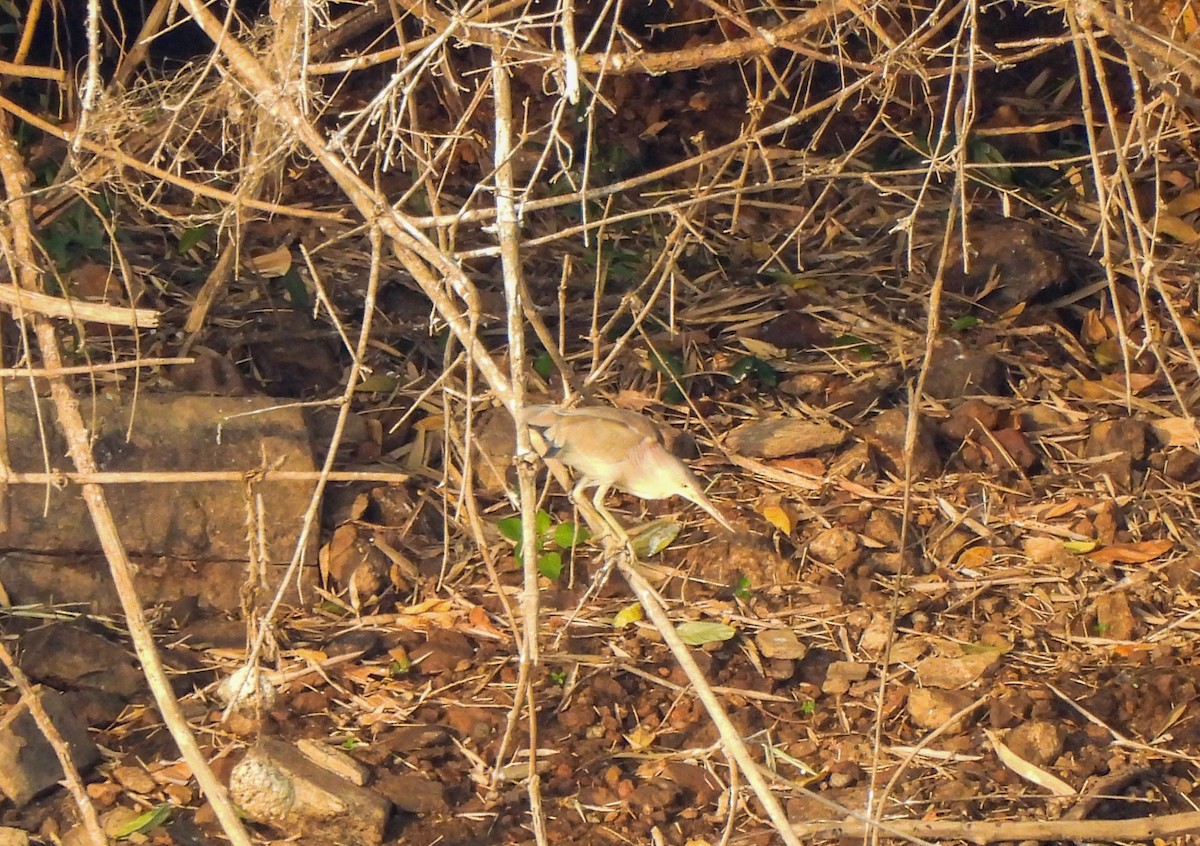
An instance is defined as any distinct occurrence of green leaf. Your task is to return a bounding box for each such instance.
[113,803,171,839]
[281,268,311,309]
[177,224,213,254]
[533,351,554,379]
[650,350,685,380]
[497,516,523,542]
[536,509,553,536]
[537,551,563,580]
[733,575,753,599]
[950,315,981,332]
[728,355,779,388]
[630,518,682,557]
[353,374,398,393]
[553,521,590,548]
[676,621,737,646]
[970,139,1013,185]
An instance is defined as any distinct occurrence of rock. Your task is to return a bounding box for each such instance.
[374,773,447,814]
[111,763,156,794]
[1005,720,1064,767]
[1164,449,1200,483]
[19,625,144,699]
[662,762,721,803]
[941,399,1001,443]
[472,409,516,494]
[1093,591,1138,641]
[0,686,100,806]
[726,418,847,459]
[0,389,317,564]
[297,739,370,787]
[914,652,1000,689]
[859,408,940,480]
[821,661,869,695]
[230,738,391,846]
[0,827,29,846]
[907,688,973,731]
[941,218,1066,309]
[412,629,475,675]
[756,629,808,660]
[983,427,1038,472]
[923,339,1004,399]
[1086,418,1149,488]
[808,527,861,567]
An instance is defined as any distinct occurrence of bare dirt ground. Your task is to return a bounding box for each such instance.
[2,1,1200,845]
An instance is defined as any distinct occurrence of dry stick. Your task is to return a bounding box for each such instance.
[0,114,253,846]
[0,356,191,377]
[0,283,159,327]
[0,469,411,484]
[790,808,1200,844]
[185,0,304,339]
[616,557,804,846]
[0,645,107,846]
[489,54,549,845]
[866,191,960,846]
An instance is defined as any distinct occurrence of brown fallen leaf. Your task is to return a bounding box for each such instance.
[1087,539,1174,564]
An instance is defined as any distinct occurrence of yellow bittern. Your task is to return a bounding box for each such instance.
[522,404,734,535]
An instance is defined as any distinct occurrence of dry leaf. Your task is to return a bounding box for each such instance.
[1166,188,1200,216]
[957,546,994,569]
[760,501,794,534]
[1023,536,1062,565]
[1087,539,1173,564]
[1152,416,1200,447]
[246,245,293,277]
[1156,213,1200,244]
[985,729,1075,796]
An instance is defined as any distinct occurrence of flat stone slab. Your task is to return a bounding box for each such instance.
[0,390,318,611]
[1,390,316,561]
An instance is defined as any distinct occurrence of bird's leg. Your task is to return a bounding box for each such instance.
[567,479,622,544]
[590,483,631,548]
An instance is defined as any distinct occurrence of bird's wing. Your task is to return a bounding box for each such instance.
[553,406,665,443]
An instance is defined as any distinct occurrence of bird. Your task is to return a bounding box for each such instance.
[521,404,735,535]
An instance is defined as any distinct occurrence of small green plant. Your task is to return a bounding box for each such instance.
[733,575,753,600]
[549,668,567,685]
[727,355,779,388]
[39,199,111,274]
[649,348,687,403]
[498,508,591,580]
[950,315,981,333]
[533,350,555,379]
[800,699,816,716]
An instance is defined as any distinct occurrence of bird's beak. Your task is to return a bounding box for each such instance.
[684,489,736,533]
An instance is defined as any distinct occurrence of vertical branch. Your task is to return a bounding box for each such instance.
[489,44,549,844]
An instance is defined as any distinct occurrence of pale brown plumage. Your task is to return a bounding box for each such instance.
[522,404,734,534]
